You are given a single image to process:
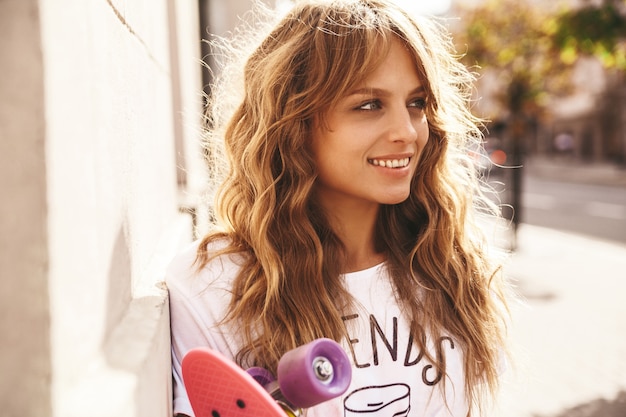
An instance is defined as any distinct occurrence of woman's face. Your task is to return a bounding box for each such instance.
[310,38,430,210]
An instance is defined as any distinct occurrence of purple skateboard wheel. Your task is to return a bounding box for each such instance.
[247,367,276,387]
[277,338,352,408]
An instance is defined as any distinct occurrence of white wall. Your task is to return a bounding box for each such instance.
[0,0,205,415]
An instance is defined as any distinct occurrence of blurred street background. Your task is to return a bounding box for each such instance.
[1,0,625,416]
[486,158,626,417]
[442,1,626,416]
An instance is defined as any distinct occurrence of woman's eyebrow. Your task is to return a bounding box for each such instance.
[347,86,426,97]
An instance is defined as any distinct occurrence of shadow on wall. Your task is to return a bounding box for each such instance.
[538,391,626,417]
[106,227,133,342]
[102,225,173,416]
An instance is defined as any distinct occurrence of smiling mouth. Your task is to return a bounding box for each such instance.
[368,157,410,168]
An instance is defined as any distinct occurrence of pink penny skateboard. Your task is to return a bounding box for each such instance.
[182,338,352,417]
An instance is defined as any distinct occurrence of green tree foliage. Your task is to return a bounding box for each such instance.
[454,0,571,118]
[553,0,626,70]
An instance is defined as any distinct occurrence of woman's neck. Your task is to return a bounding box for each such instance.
[322,199,384,273]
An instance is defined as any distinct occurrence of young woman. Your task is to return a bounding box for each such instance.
[167,0,511,416]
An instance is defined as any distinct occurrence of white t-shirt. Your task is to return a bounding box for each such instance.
[167,240,468,417]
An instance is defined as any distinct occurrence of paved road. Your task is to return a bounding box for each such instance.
[522,177,626,244]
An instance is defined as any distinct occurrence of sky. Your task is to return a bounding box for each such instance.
[391,0,452,15]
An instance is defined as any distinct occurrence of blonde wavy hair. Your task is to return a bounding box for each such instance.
[198,0,509,414]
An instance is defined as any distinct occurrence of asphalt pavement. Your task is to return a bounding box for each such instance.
[486,157,626,417]
[523,156,626,188]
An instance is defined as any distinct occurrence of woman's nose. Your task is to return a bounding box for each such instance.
[387,107,418,143]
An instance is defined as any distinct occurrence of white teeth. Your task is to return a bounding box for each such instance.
[369,158,410,168]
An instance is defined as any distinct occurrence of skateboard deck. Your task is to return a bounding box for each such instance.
[183,347,285,417]
[182,338,352,417]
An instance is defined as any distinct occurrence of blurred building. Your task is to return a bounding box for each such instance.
[549,58,625,163]
[540,0,624,163]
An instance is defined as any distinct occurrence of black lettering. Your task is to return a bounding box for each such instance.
[422,364,442,386]
[404,324,425,366]
[341,313,370,368]
[422,336,455,386]
[369,315,398,365]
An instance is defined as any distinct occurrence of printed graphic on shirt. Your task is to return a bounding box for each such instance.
[344,383,410,416]
[340,312,456,416]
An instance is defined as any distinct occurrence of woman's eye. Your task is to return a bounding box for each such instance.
[357,100,381,111]
[409,98,427,109]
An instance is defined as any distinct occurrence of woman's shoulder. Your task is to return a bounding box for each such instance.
[165,237,244,296]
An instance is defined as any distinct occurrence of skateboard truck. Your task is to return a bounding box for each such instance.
[259,380,302,417]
